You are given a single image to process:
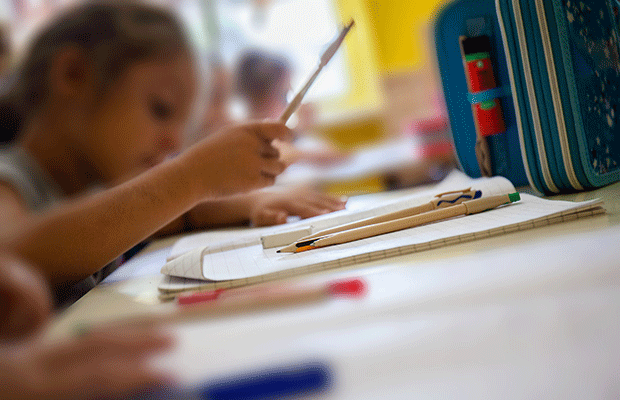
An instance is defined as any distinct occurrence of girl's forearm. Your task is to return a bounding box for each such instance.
[152,192,258,238]
[186,192,257,228]
[5,157,204,286]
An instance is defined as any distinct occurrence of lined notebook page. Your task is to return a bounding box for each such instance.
[159,194,605,293]
[167,171,516,260]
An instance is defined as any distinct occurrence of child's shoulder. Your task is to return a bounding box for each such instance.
[0,146,64,210]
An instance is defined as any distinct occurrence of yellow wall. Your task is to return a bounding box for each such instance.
[313,0,385,148]
[323,0,446,114]
[317,0,448,192]
[320,0,383,115]
[362,0,446,72]
[318,0,446,149]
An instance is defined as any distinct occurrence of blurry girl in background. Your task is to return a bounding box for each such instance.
[235,49,348,166]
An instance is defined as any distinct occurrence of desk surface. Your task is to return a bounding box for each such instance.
[45,179,620,398]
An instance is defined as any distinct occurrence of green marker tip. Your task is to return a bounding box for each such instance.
[508,192,521,202]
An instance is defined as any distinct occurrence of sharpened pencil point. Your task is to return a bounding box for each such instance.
[295,245,317,253]
[277,241,307,253]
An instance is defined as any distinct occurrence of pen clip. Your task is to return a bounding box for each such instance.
[433,188,473,198]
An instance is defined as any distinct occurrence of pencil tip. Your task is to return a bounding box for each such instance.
[296,239,317,248]
[295,245,317,253]
[276,250,281,253]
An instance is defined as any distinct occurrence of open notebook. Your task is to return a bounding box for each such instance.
[158,171,605,293]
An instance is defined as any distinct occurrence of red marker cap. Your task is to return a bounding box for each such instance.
[327,278,367,298]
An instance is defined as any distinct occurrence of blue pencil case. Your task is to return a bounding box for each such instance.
[434,0,620,193]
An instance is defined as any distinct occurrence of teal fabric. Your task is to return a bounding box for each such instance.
[434,0,530,188]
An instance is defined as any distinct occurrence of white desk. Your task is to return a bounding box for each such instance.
[46,180,620,399]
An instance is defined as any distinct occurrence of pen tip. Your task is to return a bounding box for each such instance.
[347,19,355,29]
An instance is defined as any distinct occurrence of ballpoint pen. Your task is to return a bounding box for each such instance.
[279,192,521,253]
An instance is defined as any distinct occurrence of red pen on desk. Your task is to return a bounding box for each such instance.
[177,278,367,309]
[72,280,367,335]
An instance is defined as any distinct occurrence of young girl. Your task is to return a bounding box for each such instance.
[0,1,344,304]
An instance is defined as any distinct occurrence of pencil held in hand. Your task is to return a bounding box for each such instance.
[279,193,521,253]
[279,19,355,123]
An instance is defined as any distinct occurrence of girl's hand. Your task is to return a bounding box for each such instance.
[182,121,290,198]
[0,326,175,400]
[249,188,347,227]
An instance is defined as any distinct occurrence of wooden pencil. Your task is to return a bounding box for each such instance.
[279,19,354,123]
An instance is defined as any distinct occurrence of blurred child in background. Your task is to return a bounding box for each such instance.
[235,49,348,166]
[0,1,344,306]
[235,50,292,121]
[185,55,233,146]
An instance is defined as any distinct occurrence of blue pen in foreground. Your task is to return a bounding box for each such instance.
[279,192,521,253]
[199,362,332,400]
[147,362,332,400]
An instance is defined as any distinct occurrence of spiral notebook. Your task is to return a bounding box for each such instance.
[158,171,605,294]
